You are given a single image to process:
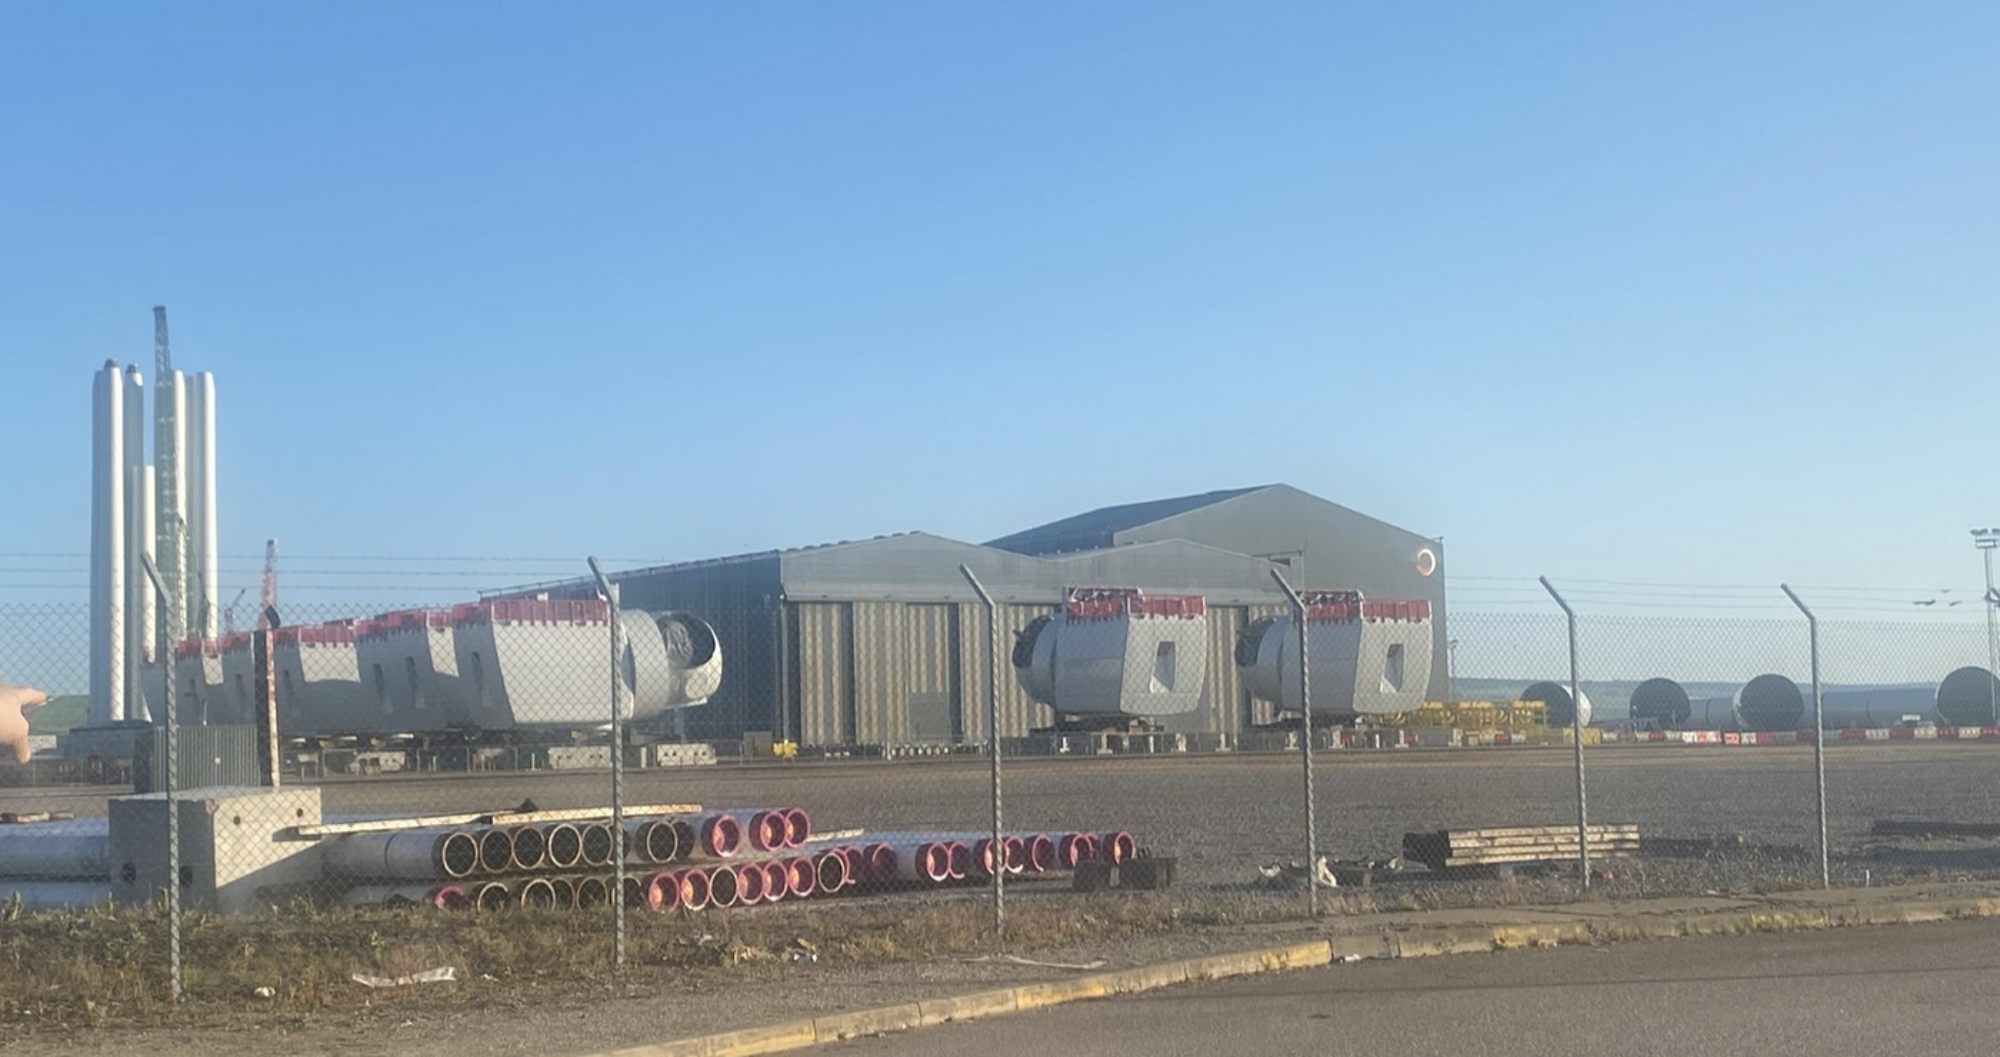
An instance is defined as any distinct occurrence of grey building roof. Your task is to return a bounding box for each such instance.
[984,486,1270,556]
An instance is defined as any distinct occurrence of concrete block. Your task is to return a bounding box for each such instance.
[916,988,1018,1026]
[813,1003,923,1041]
[109,785,322,914]
[1014,978,1109,1010]
[705,1020,817,1057]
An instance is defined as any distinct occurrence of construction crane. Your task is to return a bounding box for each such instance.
[222,588,248,635]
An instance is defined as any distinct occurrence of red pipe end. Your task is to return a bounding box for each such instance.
[432,885,469,910]
[747,811,787,852]
[786,857,816,899]
[783,807,812,847]
[945,841,971,881]
[920,843,950,884]
[758,860,786,904]
[1027,834,1056,873]
[867,844,896,885]
[704,815,743,858]
[648,872,680,912]
[736,863,766,905]
[679,867,711,911]
[1099,831,1135,865]
[1003,836,1027,875]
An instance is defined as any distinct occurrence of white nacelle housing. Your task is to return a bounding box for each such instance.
[1237,597,1433,717]
[1012,590,1207,719]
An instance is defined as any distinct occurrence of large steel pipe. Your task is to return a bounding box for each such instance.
[814,851,849,894]
[1629,678,1692,729]
[693,814,744,858]
[736,862,769,905]
[477,827,516,874]
[518,877,558,910]
[782,808,811,848]
[877,842,952,885]
[0,882,113,914]
[548,876,578,909]
[628,819,680,865]
[676,867,712,911]
[543,823,584,870]
[1518,682,1592,728]
[340,884,468,910]
[1024,833,1056,873]
[643,871,680,911]
[707,864,740,908]
[1937,667,2000,728]
[509,826,547,871]
[621,875,648,909]
[324,829,481,881]
[1735,674,1805,732]
[579,822,615,868]
[472,881,511,911]
[0,822,111,880]
[575,875,610,908]
[712,810,789,852]
[1056,833,1099,869]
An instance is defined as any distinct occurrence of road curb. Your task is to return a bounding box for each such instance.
[584,893,2000,1057]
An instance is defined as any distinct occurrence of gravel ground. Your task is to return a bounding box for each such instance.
[7,743,2000,895]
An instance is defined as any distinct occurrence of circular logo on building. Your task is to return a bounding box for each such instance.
[1412,547,1438,577]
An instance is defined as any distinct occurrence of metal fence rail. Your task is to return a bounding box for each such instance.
[5,570,2000,1002]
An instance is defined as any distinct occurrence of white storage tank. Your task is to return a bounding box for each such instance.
[1236,595,1433,718]
[356,609,471,729]
[1011,589,1207,719]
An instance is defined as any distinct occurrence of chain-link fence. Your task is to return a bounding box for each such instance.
[6,570,2000,1007]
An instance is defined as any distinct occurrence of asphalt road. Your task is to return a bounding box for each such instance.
[831,920,2000,1057]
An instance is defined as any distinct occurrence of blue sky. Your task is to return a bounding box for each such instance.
[3,1,1996,624]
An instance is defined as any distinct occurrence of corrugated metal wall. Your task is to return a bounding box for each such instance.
[788,599,1058,746]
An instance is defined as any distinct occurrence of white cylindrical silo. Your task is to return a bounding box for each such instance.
[131,465,158,723]
[92,362,126,725]
[159,370,189,632]
[121,367,145,725]
[194,371,219,638]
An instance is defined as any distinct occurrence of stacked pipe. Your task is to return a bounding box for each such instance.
[322,808,812,912]
[319,807,1140,913]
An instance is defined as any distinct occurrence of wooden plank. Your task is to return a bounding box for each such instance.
[296,802,703,839]
[1442,824,1639,841]
[1871,819,2000,839]
[1446,831,1640,850]
[1439,847,1640,867]
[802,828,866,844]
[486,803,703,826]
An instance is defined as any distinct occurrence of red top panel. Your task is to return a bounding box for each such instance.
[452,598,610,626]
[356,608,451,640]
[1064,587,1206,621]
[273,623,359,647]
[1305,598,1432,624]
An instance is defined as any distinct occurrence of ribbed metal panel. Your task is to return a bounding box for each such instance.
[849,602,898,745]
[904,604,960,742]
[792,602,852,747]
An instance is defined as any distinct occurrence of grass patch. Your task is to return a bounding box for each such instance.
[0,889,1300,1033]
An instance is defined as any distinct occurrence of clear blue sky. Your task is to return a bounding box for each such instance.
[3,1,1996,621]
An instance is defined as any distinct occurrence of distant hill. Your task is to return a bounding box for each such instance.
[26,695,88,734]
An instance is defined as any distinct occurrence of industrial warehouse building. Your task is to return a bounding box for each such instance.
[519,486,1445,747]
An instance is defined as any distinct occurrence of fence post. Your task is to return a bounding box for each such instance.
[587,557,626,968]
[958,565,1004,936]
[1781,584,1831,888]
[1538,577,1590,889]
[1268,570,1319,916]
[139,554,181,1002]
